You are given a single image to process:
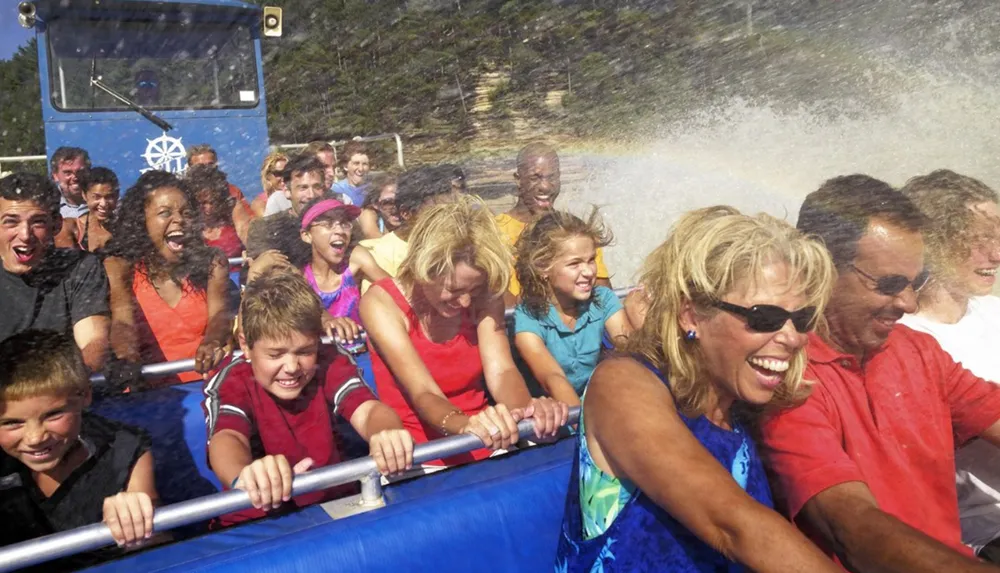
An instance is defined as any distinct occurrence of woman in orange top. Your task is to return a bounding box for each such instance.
[104,171,233,386]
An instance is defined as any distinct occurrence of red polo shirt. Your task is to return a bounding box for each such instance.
[760,326,1000,557]
[204,347,374,525]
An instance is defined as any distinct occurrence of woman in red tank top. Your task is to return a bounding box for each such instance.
[187,165,245,270]
[104,171,235,388]
[361,195,569,466]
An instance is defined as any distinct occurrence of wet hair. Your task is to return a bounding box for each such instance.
[106,170,217,292]
[260,151,288,194]
[187,144,217,163]
[627,206,836,415]
[395,166,457,216]
[245,213,312,267]
[362,173,397,209]
[50,147,91,173]
[439,163,467,193]
[241,268,323,349]
[82,166,120,195]
[0,172,61,218]
[796,174,927,269]
[0,330,89,402]
[398,195,512,298]
[185,164,235,225]
[340,141,370,167]
[282,154,327,186]
[515,208,612,318]
[900,169,1000,288]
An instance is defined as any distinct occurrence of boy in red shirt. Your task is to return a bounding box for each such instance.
[204,269,412,525]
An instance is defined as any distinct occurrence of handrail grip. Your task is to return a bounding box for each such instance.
[0,408,581,572]
[90,287,634,385]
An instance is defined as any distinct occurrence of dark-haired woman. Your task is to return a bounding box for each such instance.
[54,167,119,253]
[104,170,233,386]
[187,165,244,275]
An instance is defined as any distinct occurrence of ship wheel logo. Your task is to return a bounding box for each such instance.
[141,132,186,174]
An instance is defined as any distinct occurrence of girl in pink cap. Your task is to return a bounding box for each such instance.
[299,197,389,345]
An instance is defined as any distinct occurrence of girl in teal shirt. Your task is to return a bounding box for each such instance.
[512,210,631,406]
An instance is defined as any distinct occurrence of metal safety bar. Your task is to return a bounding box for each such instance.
[89,334,360,385]
[0,155,47,175]
[88,287,635,385]
[274,133,406,169]
[0,407,581,572]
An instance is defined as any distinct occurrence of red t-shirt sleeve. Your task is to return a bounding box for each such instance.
[212,368,254,439]
[923,335,1000,444]
[324,352,376,420]
[759,379,864,520]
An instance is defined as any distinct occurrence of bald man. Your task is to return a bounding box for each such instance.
[496,143,612,306]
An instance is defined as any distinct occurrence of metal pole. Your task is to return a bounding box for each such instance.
[0,408,580,572]
[359,471,383,507]
[392,133,405,169]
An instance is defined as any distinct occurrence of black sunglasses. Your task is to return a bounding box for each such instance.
[850,264,930,297]
[713,301,817,333]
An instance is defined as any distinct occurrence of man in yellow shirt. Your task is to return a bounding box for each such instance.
[496,143,612,305]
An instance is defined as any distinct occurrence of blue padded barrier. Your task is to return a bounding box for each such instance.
[83,438,576,573]
[91,382,222,505]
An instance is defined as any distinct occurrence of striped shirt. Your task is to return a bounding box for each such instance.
[202,345,373,525]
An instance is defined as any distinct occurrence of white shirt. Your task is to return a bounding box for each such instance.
[59,195,88,219]
[263,191,292,216]
[900,295,1000,551]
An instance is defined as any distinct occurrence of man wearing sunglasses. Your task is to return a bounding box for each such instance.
[759,175,1000,573]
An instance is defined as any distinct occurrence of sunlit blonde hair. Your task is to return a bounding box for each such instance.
[515,207,612,318]
[0,330,90,402]
[241,268,324,349]
[398,195,512,298]
[626,206,835,416]
[899,169,1000,295]
[260,152,288,194]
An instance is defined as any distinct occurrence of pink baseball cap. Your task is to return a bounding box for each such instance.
[300,198,362,230]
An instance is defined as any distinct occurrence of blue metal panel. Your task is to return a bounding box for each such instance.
[42,113,270,199]
[33,0,260,14]
[35,0,270,199]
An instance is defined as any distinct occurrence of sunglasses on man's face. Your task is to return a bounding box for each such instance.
[849,264,930,297]
[713,301,818,334]
[137,80,158,89]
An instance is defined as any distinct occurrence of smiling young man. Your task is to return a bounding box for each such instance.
[759,175,1000,573]
[332,141,371,207]
[496,143,612,305]
[0,173,110,372]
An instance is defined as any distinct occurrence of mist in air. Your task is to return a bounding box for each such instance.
[561,0,1000,283]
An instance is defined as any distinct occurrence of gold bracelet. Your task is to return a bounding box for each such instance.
[439,410,464,436]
